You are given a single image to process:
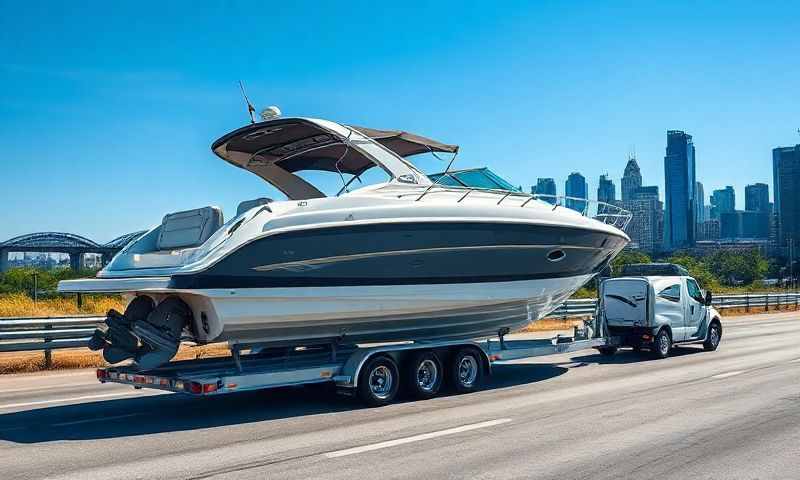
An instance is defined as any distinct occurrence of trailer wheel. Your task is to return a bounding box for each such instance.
[652,329,671,359]
[357,355,400,407]
[703,321,722,351]
[449,348,483,394]
[405,351,443,399]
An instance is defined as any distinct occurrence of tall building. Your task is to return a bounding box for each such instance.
[710,186,736,219]
[745,183,770,213]
[663,130,696,250]
[720,211,770,239]
[597,174,616,203]
[565,172,587,212]
[533,177,557,198]
[621,156,642,201]
[695,181,705,224]
[773,145,800,246]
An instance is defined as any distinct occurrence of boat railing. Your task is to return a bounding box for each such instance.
[410,186,632,230]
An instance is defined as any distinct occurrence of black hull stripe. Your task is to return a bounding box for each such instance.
[168,271,593,289]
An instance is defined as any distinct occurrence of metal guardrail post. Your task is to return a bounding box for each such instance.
[76,293,83,309]
[745,293,749,312]
[44,323,52,369]
[765,294,769,312]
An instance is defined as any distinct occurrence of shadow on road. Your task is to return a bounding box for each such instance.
[0,363,566,444]
[569,345,707,364]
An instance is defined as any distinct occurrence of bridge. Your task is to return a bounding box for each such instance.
[0,230,147,272]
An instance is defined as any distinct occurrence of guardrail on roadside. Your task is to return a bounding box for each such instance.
[546,292,800,319]
[0,315,104,367]
[1,292,799,365]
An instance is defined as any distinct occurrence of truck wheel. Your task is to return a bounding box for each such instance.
[652,329,671,359]
[703,322,722,351]
[405,351,443,399]
[449,348,483,394]
[597,346,618,356]
[357,355,399,407]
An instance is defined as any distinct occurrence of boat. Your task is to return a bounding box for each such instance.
[59,113,631,369]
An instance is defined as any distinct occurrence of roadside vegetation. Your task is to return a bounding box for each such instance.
[571,248,785,299]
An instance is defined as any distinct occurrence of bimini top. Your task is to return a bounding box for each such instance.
[211,117,457,200]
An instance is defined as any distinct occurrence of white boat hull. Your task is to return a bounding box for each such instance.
[175,275,593,344]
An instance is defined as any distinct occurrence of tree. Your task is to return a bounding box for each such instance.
[611,250,651,276]
[707,249,768,286]
[665,252,719,290]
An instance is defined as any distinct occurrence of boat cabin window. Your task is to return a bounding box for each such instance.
[428,167,520,192]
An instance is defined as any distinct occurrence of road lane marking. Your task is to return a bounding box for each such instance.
[790,358,800,363]
[52,412,141,427]
[0,391,153,410]
[324,418,512,458]
[711,370,746,379]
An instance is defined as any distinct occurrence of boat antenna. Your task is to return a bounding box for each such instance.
[238,80,256,124]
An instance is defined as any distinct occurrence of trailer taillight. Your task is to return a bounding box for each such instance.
[96,369,108,380]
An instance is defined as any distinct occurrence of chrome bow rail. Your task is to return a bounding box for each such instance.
[411,186,632,230]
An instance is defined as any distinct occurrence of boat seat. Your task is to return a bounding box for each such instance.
[156,206,224,250]
[236,197,273,216]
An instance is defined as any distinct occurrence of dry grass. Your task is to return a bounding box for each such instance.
[0,343,231,375]
[0,293,125,318]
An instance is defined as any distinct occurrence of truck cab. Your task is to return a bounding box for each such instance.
[597,263,723,358]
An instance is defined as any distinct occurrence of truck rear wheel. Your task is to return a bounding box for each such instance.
[357,355,400,407]
[704,322,722,351]
[449,348,483,394]
[652,329,671,359]
[405,351,443,399]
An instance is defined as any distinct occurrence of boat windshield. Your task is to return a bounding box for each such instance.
[428,167,520,192]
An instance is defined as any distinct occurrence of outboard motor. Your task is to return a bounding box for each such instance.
[88,296,190,369]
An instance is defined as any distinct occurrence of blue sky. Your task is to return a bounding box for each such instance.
[1,1,798,242]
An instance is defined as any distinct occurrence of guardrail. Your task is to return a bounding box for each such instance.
[546,292,800,319]
[0,315,103,367]
[1,291,799,366]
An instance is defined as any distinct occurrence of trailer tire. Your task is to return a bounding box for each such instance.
[652,329,671,359]
[703,321,722,351]
[449,348,483,394]
[404,351,443,399]
[357,355,400,407]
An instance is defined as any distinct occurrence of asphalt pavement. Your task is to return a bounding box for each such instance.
[0,312,798,480]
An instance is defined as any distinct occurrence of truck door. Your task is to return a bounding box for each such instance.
[684,278,707,340]
[601,278,649,331]
[654,282,686,341]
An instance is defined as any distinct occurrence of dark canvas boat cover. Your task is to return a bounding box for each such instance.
[350,126,459,157]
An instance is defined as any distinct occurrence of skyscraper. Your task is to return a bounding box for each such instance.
[710,186,736,219]
[532,177,557,204]
[695,181,705,224]
[773,145,800,246]
[597,174,615,203]
[621,156,642,201]
[745,183,770,213]
[565,172,587,212]
[663,130,696,250]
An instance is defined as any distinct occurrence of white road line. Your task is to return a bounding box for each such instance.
[711,370,747,379]
[790,358,800,363]
[324,418,512,458]
[0,391,151,410]
[0,382,96,394]
[52,412,141,427]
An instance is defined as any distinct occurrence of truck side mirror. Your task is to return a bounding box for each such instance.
[704,290,713,306]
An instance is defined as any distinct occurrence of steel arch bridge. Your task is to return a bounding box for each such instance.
[0,230,145,272]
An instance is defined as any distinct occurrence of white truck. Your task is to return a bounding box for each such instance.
[596,263,723,358]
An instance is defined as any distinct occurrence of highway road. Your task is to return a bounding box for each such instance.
[0,312,798,480]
